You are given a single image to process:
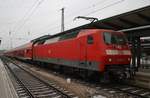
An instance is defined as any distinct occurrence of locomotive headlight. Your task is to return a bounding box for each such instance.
[106,50,119,55]
[128,58,130,61]
[108,58,112,62]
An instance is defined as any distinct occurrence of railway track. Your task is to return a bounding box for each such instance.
[112,84,150,98]
[3,57,150,98]
[74,78,150,98]
[1,58,76,98]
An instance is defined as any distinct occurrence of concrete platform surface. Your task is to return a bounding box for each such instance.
[134,69,150,89]
[0,59,18,98]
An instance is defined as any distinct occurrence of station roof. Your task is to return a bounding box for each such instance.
[94,5,150,31]
[61,5,150,37]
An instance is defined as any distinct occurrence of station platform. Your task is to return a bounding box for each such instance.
[0,59,18,98]
[134,68,150,89]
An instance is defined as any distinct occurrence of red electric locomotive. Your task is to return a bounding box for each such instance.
[32,29,131,80]
[5,29,131,81]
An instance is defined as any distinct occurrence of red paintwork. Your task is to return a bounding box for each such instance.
[33,29,131,72]
[5,29,131,72]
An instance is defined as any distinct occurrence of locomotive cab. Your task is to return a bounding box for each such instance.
[78,29,131,81]
[102,31,131,80]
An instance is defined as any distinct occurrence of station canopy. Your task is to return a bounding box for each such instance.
[61,5,150,37]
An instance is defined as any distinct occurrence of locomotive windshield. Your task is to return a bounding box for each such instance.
[103,32,127,45]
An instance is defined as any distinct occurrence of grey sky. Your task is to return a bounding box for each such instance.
[0,0,150,50]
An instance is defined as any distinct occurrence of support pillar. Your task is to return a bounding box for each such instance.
[136,37,141,70]
[131,37,136,70]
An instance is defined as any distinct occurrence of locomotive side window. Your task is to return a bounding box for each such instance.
[103,32,111,44]
[37,40,45,45]
[44,37,60,44]
[87,35,94,44]
[59,30,79,41]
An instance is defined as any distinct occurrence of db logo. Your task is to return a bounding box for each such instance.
[117,45,121,49]
[48,50,51,54]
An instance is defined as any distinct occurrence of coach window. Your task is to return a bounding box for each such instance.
[27,49,31,53]
[87,35,94,44]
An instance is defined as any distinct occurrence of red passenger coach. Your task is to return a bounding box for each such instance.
[32,29,131,80]
[5,42,33,60]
